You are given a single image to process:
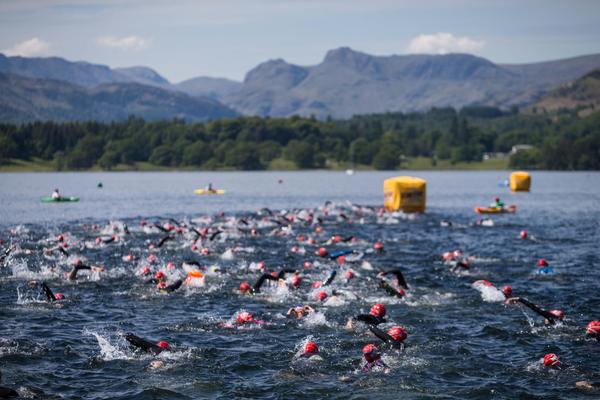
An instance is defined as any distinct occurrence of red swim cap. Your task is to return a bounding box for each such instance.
[332,235,342,243]
[397,288,406,297]
[156,341,170,350]
[345,270,354,279]
[239,282,251,293]
[374,241,384,251]
[337,256,345,266]
[537,259,548,267]
[155,271,165,280]
[290,246,298,254]
[304,341,319,354]
[73,258,82,266]
[291,275,301,287]
[237,311,253,324]
[157,281,167,289]
[58,235,64,242]
[54,293,65,300]
[141,266,151,275]
[303,261,312,269]
[388,326,408,342]
[370,303,386,318]
[478,280,493,287]
[317,247,327,257]
[201,248,210,255]
[549,310,564,320]
[316,291,328,301]
[312,281,322,288]
[543,353,560,367]
[502,285,513,297]
[362,343,380,362]
[520,229,527,239]
[586,320,600,335]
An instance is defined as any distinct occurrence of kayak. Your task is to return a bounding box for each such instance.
[474,205,516,214]
[41,196,80,203]
[194,189,226,195]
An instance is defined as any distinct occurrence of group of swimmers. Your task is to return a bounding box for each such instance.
[1,199,598,396]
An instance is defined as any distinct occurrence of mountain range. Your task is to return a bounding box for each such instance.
[1,48,600,122]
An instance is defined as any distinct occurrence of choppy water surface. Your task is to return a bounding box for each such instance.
[1,171,599,399]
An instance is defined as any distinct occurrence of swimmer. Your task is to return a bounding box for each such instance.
[44,244,69,257]
[146,271,166,284]
[95,235,118,245]
[586,321,600,341]
[67,259,104,280]
[505,297,564,325]
[287,305,315,319]
[220,311,265,328]
[536,259,554,275]
[157,279,183,293]
[368,325,408,350]
[27,281,65,302]
[240,269,297,294]
[346,303,387,329]
[300,341,322,360]
[124,333,170,355]
[542,353,562,369]
[361,344,390,373]
[377,269,408,298]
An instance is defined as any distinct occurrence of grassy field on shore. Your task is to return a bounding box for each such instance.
[0,157,509,172]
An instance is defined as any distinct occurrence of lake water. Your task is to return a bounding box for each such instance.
[1,171,599,399]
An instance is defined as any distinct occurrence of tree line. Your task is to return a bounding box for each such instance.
[0,106,599,170]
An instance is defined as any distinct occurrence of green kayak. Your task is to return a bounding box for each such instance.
[40,196,80,203]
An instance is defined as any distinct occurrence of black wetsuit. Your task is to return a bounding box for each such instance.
[323,270,337,286]
[158,279,183,293]
[125,333,166,355]
[155,235,173,248]
[0,386,18,399]
[251,269,296,293]
[516,298,562,325]
[40,282,58,302]
[356,314,387,326]
[368,325,404,349]
[68,264,92,280]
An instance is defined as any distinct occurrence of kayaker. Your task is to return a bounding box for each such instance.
[205,183,215,193]
[490,196,505,209]
[51,188,61,200]
[505,297,564,325]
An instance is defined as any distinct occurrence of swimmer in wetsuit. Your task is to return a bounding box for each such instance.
[157,279,183,293]
[361,344,390,373]
[124,333,170,355]
[27,281,65,302]
[67,259,104,280]
[239,269,297,294]
[287,305,315,319]
[368,325,408,350]
[377,269,408,298]
[505,297,564,325]
[347,303,387,329]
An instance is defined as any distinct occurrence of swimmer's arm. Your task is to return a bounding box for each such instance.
[41,282,56,301]
[514,298,556,320]
[356,314,382,326]
[164,279,183,292]
[125,333,161,354]
[276,269,296,280]
[323,270,337,286]
[253,273,277,292]
[368,325,393,344]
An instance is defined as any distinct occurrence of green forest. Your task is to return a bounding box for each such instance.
[1,106,599,171]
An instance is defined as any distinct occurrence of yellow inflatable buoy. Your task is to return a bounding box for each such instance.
[510,171,531,192]
[383,176,426,213]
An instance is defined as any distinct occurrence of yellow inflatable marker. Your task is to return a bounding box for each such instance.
[510,171,531,192]
[384,176,426,213]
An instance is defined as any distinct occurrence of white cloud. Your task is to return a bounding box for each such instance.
[97,35,148,51]
[407,32,484,55]
[3,37,51,57]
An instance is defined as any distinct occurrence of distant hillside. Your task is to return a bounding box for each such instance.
[222,48,600,118]
[530,68,600,115]
[0,53,169,87]
[0,72,237,123]
[175,77,242,100]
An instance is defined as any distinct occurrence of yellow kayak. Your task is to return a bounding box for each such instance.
[194,189,226,195]
[474,205,517,214]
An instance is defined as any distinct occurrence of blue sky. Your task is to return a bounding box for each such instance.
[1,0,599,83]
